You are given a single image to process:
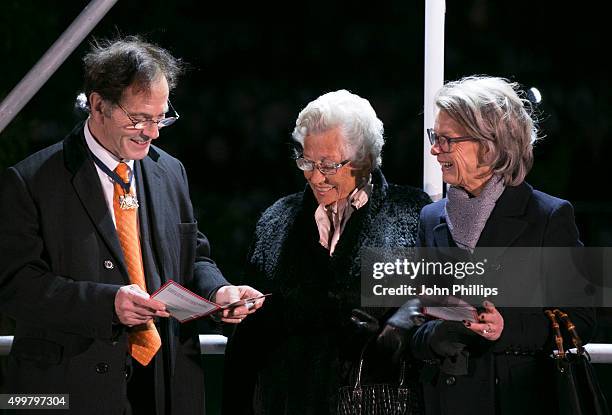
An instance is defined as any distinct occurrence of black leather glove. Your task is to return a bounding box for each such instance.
[386,299,426,330]
[376,299,425,364]
[410,319,479,375]
[415,319,478,358]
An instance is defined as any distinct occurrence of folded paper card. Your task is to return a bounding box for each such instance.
[422,296,479,322]
[151,280,219,323]
[151,280,270,323]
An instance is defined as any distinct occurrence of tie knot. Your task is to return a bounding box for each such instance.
[114,162,130,183]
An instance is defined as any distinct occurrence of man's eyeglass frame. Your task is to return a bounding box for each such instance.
[117,100,180,130]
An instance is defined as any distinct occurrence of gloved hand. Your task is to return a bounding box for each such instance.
[412,319,479,359]
[376,299,425,364]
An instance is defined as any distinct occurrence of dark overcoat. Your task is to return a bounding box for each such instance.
[412,182,596,415]
[0,123,228,414]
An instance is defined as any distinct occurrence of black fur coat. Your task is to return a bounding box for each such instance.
[222,169,430,415]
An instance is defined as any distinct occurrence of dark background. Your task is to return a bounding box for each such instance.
[2,1,610,277]
[1,0,611,400]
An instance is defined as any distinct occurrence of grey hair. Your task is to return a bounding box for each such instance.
[435,75,539,186]
[292,89,384,170]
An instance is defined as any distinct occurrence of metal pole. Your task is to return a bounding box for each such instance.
[0,0,118,135]
[423,0,445,200]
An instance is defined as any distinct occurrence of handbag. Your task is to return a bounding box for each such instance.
[336,339,423,415]
[545,309,610,415]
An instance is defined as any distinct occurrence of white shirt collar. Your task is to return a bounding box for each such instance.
[314,176,373,255]
[83,119,135,172]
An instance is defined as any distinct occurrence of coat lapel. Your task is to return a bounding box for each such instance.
[433,222,454,248]
[476,183,532,248]
[138,148,179,377]
[138,149,175,284]
[430,198,457,249]
[431,220,469,263]
[63,124,129,283]
[134,160,162,292]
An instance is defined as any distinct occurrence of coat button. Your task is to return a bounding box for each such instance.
[445,376,456,386]
[104,260,114,269]
[95,362,109,374]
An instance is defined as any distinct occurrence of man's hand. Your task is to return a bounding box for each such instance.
[214,285,265,324]
[114,284,170,327]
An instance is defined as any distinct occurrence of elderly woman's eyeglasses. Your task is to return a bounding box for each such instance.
[295,157,351,175]
[427,128,478,153]
[117,100,180,130]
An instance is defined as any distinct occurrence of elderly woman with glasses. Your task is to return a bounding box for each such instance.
[402,76,596,415]
[222,89,430,414]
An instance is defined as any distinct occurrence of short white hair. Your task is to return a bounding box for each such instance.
[292,89,384,170]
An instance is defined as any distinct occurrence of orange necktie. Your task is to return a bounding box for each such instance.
[113,162,161,366]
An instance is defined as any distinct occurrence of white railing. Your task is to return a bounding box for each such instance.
[198,334,228,355]
[2,336,612,362]
[0,335,227,357]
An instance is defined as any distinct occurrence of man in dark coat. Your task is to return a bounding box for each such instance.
[0,36,262,415]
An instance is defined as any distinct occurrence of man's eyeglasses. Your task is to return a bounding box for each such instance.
[295,157,351,175]
[427,128,479,153]
[117,100,180,130]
